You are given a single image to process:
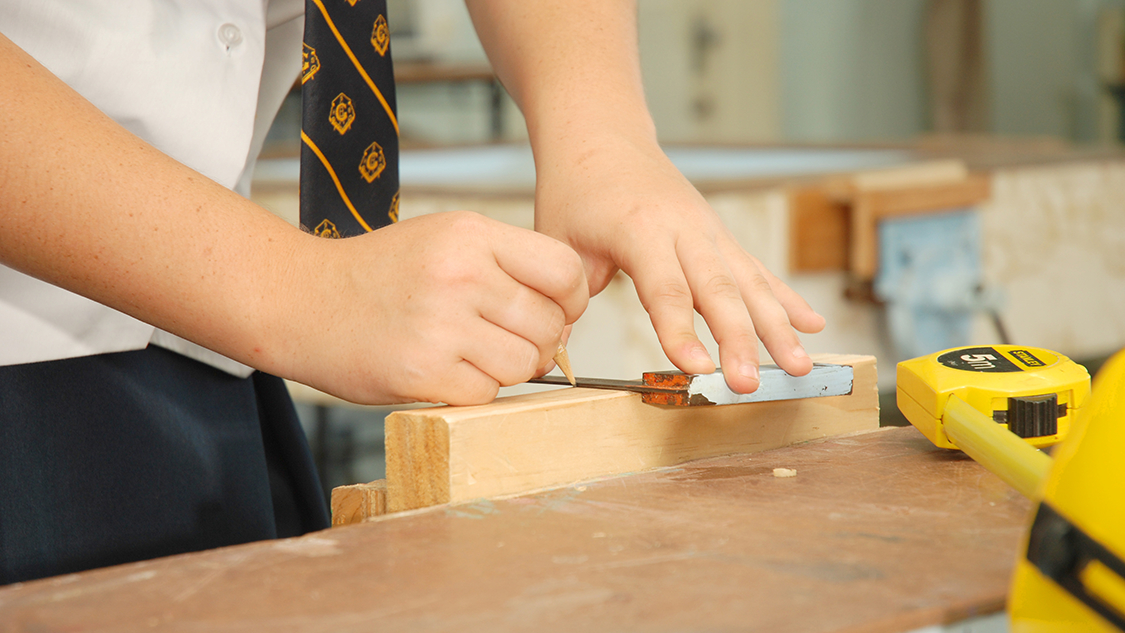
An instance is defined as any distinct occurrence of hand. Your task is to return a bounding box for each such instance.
[278,211,588,405]
[533,135,825,394]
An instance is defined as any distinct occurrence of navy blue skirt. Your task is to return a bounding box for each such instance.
[0,346,329,585]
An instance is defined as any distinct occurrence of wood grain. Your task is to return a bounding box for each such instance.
[386,354,878,513]
[330,479,387,526]
[0,427,1030,633]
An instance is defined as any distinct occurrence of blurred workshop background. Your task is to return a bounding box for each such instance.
[252,0,1125,498]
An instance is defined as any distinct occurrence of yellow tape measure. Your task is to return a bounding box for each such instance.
[898,345,1091,451]
[899,345,1125,630]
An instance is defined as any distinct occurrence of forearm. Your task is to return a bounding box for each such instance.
[465,0,656,153]
[0,32,591,406]
[0,33,309,373]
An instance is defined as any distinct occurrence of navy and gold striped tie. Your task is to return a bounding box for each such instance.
[300,0,399,238]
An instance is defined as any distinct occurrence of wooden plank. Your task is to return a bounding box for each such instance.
[386,354,878,513]
[850,159,969,191]
[0,427,1030,633]
[860,172,991,216]
[330,479,387,526]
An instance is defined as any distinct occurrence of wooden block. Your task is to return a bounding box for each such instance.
[386,354,878,513]
[859,172,991,217]
[330,479,387,526]
[788,187,850,272]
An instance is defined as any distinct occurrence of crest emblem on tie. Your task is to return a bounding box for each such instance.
[371,15,390,56]
[329,93,356,134]
[301,43,321,83]
[389,191,400,223]
[314,219,341,238]
[359,141,387,183]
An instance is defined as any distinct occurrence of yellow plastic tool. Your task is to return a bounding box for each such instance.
[898,345,1091,453]
[940,394,1052,499]
[897,344,1125,631]
[1009,348,1125,632]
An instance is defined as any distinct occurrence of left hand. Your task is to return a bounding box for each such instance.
[533,134,825,394]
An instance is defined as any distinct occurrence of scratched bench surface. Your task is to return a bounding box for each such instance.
[0,427,1030,633]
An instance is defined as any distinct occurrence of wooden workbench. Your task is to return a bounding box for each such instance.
[0,427,1029,632]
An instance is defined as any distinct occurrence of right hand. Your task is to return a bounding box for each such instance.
[275,211,589,406]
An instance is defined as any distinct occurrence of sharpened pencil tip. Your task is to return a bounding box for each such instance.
[554,343,576,386]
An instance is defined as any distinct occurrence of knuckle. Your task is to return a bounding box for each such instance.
[440,368,499,406]
[702,273,742,299]
[645,281,693,310]
[444,210,487,232]
[564,249,586,284]
[744,274,774,297]
[499,344,540,387]
[543,244,587,293]
[714,329,759,349]
[464,381,500,405]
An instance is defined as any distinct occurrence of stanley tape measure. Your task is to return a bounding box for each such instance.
[898,344,1125,631]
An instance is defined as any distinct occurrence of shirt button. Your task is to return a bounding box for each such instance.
[217,23,243,49]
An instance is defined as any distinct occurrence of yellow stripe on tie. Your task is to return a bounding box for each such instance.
[301,131,374,233]
[309,0,399,134]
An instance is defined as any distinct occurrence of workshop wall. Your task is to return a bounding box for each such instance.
[381,0,1113,145]
[778,0,928,143]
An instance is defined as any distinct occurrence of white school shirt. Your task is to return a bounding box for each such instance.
[0,0,304,377]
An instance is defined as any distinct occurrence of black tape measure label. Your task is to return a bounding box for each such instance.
[938,347,1022,372]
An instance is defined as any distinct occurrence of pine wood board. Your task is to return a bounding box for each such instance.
[385,354,878,513]
[0,427,1031,633]
[331,480,387,526]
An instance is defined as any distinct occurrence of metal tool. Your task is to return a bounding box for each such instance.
[530,363,854,407]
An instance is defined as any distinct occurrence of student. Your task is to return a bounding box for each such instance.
[0,0,824,584]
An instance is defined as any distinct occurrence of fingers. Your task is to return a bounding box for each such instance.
[630,233,823,393]
[480,215,589,325]
[749,255,825,334]
[721,244,814,378]
[313,211,592,406]
[477,274,567,371]
[674,239,762,393]
[445,213,588,389]
[430,360,501,406]
[422,212,589,399]
[458,318,545,389]
[629,244,716,376]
